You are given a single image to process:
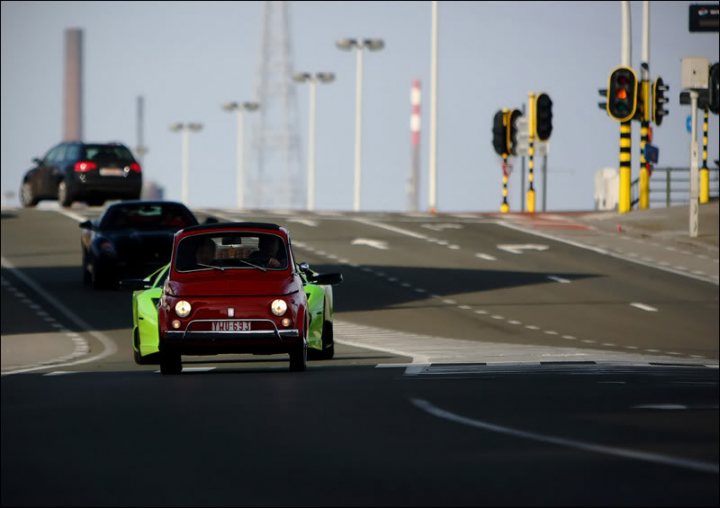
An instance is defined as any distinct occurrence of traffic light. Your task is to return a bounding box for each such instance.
[507,109,522,155]
[598,88,608,111]
[710,62,719,115]
[492,109,508,156]
[535,93,553,141]
[653,76,669,126]
[607,66,638,122]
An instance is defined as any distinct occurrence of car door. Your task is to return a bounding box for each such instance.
[37,144,66,197]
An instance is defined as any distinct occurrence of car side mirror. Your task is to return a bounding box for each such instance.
[79,220,93,230]
[32,157,42,165]
[310,272,343,286]
[204,216,219,224]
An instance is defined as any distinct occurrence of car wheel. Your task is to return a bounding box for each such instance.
[289,321,308,372]
[289,344,307,372]
[160,351,182,375]
[20,182,38,207]
[319,320,335,360]
[90,265,104,289]
[82,250,91,285]
[58,180,74,208]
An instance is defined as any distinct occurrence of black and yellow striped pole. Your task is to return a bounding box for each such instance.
[619,120,632,213]
[501,153,510,213]
[638,70,651,209]
[700,107,710,204]
[526,92,536,213]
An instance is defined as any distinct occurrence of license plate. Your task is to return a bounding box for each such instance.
[211,321,251,332]
[99,168,123,176]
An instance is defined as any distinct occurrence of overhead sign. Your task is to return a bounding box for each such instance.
[689,4,719,32]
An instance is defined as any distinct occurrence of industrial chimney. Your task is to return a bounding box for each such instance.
[63,28,83,141]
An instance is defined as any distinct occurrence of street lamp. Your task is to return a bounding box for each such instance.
[222,101,260,209]
[169,122,203,205]
[336,37,384,211]
[293,72,335,211]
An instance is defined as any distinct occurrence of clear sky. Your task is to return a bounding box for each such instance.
[1,0,718,212]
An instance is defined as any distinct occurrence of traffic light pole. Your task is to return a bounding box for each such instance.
[638,2,651,210]
[689,90,700,238]
[526,92,536,213]
[501,153,509,213]
[700,107,710,204]
[619,120,632,213]
[520,103,526,212]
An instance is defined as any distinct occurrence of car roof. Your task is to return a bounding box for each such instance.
[105,200,190,209]
[179,222,287,236]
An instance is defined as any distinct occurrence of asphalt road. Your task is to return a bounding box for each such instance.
[1,206,718,506]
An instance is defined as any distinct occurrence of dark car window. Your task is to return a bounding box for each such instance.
[65,144,82,160]
[100,204,198,231]
[176,233,289,272]
[46,145,65,164]
[83,144,136,163]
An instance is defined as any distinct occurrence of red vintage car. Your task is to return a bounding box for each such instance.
[157,222,336,374]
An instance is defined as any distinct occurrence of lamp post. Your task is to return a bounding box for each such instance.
[169,122,203,205]
[222,102,260,209]
[293,72,335,211]
[336,37,384,211]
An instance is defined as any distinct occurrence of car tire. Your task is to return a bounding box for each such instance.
[289,322,308,372]
[160,351,182,375]
[82,250,91,286]
[20,182,38,207]
[319,320,335,360]
[58,180,74,208]
[289,344,307,372]
[90,265,104,289]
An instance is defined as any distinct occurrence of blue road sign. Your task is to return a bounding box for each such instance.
[686,114,692,133]
[644,143,659,164]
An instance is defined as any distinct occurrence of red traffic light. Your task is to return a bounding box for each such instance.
[607,66,638,122]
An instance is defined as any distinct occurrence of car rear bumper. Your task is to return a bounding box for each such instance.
[70,175,142,198]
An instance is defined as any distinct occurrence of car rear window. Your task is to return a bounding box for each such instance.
[83,144,136,163]
[100,205,197,231]
[175,233,289,272]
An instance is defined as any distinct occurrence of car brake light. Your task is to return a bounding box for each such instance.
[74,161,97,172]
[129,162,142,173]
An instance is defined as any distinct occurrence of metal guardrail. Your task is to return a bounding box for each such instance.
[631,166,719,207]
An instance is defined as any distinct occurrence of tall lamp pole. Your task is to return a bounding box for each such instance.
[336,37,384,212]
[222,102,259,209]
[169,122,203,205]
[293,72,335,211]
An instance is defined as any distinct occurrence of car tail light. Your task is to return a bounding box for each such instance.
[74,161,97,172]
[129,162,142,173]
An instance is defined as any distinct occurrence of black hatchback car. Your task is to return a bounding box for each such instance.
[20,141,142,208]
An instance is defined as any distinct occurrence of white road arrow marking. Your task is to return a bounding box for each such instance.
[289,219,318,227]
[547,275,571,283]
[351,238,389,250]
[475,253,497,261]
[630,302,658,312]
[421,223,463,232]
[497,244,549,254]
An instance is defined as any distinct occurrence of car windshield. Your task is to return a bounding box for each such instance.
[175,232,289,272]
[100,204,197,231]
